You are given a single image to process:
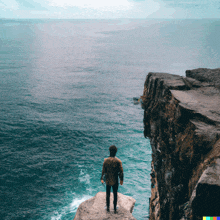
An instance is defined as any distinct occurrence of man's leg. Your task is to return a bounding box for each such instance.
[106,184,111,211]
[113,182,118,212]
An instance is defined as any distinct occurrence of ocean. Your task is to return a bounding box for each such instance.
[0,18,219,220]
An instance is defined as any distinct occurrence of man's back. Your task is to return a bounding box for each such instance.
[101,156,123,186]
[101,145,123,213]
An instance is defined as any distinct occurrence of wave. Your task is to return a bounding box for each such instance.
[70,195,92,213]
[50,169,93,219]
[78,169,91,185]
[50,195,92,220]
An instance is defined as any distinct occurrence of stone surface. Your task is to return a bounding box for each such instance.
[73,192,136,220]
[141,69,220,220]
[186,68,220,90]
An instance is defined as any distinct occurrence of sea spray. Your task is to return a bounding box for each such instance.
[51,195,92,220]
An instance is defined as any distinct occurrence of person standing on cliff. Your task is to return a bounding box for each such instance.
[101,145,124,213]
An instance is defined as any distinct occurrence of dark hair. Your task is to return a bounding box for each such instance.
[109,145,117,156]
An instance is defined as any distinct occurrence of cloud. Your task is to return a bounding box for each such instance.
[0,0,19,10]
[0,0,162,18]
[15,0,48,10]
[0,0,48,11]
[1,0,219,19]
[46,0,133,11]
[159,0,219,9]
[43,0,162,18]
[148,0,220,18]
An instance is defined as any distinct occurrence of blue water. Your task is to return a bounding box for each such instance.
[0,19,220,220]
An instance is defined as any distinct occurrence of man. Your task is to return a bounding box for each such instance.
[101,145,123,213]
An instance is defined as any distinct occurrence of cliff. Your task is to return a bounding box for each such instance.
[141,69,220,220]
[73,192,136,220]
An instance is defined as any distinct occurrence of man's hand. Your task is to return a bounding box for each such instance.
[120,180,123,185]
[101,180,104,184]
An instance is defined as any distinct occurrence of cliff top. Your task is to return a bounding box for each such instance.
[144,71,220,130]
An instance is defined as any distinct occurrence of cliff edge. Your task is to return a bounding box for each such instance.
[141,69,220,220]
[73,192,136,220]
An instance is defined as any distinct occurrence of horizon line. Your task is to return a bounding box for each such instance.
[1,17,219,20]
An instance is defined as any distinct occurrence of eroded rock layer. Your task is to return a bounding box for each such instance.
[141,69,220,220]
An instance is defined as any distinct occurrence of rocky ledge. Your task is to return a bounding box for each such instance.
[141,68,220,220]
[186,68,220,90]
[73,192,136,220]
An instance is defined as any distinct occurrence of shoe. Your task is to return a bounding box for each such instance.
[104,206,110,212]
[114,206,119,214]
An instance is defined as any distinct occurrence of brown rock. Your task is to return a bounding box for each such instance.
[142,69,220,220]
[186,68,220,90]
[73,192,136,220]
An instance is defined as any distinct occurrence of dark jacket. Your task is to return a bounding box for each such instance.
[101,156,123,186]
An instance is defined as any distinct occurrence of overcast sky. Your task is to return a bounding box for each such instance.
[0,0,220,19]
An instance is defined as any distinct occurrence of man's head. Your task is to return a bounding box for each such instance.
[109,145,117,157]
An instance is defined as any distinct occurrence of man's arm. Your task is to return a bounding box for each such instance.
[118,160,123,185]
[101,159,106,184]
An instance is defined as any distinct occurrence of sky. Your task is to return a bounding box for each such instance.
[0,0,220,19]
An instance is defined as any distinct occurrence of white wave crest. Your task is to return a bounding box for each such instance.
[78,169,91,185]
[70,195,92,212]
[51,195,92,220]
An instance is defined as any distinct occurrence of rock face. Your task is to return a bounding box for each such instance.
[186,68,220,90]
[73,192,136,220]
[141,69,220,220]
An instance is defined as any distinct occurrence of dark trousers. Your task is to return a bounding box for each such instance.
[106,183,118,210]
